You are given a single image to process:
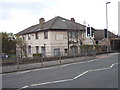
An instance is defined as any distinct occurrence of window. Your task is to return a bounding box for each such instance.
[22,35,25,40]
[70,31,78,38]
[54,48,60,56]
[36,46,39,53]
[64,49,68,54]
[70,46,78,55]
[28,34,30,40]
[55,34,63,40]
[96,40,99,45]
[28,45,31,54]
[35,33,38,39]
[44,31,48,39]
[41,46,46,57]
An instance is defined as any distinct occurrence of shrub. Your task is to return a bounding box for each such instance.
[9,54,16,58]
[82,44,93,50]
[33,53,42,58]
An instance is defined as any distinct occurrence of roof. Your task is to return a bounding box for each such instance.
[94,29,118,40]
[17,16,86,35]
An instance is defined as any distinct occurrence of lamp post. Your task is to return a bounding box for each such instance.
[106,2,110,55]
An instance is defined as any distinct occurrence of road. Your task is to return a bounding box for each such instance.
[2,53,119,89]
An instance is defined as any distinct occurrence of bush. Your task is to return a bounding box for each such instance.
[81,44,107,54]
[33,53,42,58]
[8,54,16,58]
[82,44,93,50]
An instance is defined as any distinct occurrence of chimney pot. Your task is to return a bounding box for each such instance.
[39,18,45,28]
[71,18,75,22]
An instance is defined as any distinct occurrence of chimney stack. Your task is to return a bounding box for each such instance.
[71,18,75,22]
[39,18,45,28]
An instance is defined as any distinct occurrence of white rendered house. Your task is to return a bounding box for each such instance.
[17,16,94,57]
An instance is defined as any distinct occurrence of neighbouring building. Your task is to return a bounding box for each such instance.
[17,16,94,57]
[94,29,118,52]
[110,36,120,51]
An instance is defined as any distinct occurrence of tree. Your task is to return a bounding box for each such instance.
[16,35,27,58]
[68,29,84,54]
[2,32,16,56]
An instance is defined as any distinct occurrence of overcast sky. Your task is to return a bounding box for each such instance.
[0,0,119,35]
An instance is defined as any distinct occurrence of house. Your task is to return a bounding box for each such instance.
[94,29,118,51]
[110,36,120,51]
[17,16,94,57]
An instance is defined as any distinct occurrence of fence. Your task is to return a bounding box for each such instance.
[2,42,119,73]
[2,50,96,73]
[15,44,113,58]
[2,49,96,64]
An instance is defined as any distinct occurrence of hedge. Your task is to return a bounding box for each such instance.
[33,53,42,58]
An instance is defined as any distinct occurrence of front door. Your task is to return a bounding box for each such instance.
[70,46,78,55]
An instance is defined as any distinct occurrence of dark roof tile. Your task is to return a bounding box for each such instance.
[17,16,85,35]
[94,29,118,40]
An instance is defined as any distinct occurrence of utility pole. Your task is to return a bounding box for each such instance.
[106,2,110,55]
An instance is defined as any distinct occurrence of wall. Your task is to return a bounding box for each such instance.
[49,31,68,55]
[19,30,68,57]
[19,30,94,57]
[83,32,94,45]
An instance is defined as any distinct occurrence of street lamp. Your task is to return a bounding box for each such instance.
[106,2,110,55]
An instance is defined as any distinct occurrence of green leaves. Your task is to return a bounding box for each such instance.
[2,32,16,55]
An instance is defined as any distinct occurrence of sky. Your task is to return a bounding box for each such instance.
[0,0,119,35]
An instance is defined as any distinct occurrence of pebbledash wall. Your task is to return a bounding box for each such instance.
[20,30,68,57]
[19,29,94,57]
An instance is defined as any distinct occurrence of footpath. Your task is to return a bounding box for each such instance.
[2,53,118,74]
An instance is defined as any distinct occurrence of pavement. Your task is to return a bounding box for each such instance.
[2,55,95,73]
[2,52,119,89]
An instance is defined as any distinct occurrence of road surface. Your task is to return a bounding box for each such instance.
[2,53,119,89]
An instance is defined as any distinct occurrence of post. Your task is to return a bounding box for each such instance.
[16,46,20,71]
[89,36,94,56]
[44,44,46,57]
[41,57,44,66]
[59,52,62,64]
[17,54,19,71]
[67,30,70,53]
[106,2,110,55]
[74,52,76,62]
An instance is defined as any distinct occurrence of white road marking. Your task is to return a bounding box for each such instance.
[17,85,29,90]
[73,71,89,80]
[31,79,73,87]
[32,66,59,71]
[3,58,99,76]
[18,63,118,89]
[17,70,31,75]
[75,59,99,64]
[89,63,118,72]
[110,63,118,68]
[31,82,50,86]
[3,57,117,78]
[87,59,98,62]
[3,53,118,76]
[23,63,117,88]
[59,59,99,68]
[89,68,109,72]
[2,57,114,76]
[60,64,71,68]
